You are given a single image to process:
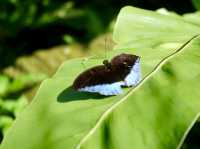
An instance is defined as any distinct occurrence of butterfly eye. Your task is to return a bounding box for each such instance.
[123,62,127,65]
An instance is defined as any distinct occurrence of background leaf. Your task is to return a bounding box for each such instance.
[1,6,200,149]
[113,6,200,50]
[192,0,200,10]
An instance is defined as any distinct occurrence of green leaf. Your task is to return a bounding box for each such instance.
[113,7,200,50]
[0,96,28,117]
[183,11,200,27]
[1,6,200,149]
[0,75,9,96]
[7,73,47,93]
[0,116,14,135]
[192,0,200,10]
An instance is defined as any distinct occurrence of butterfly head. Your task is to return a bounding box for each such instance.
[111,53,140,70]
[103,59,111,69]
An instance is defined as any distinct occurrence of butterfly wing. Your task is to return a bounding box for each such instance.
[73,65,125,95]
[78,81,124,96]
[73,54,141,96]
[124,58,141,86]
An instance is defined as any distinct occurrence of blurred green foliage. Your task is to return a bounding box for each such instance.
[0,73,46,142]
[0,0,112,68]
[0,0,106,45]
[0,0,196,69]
[192,0,200,10]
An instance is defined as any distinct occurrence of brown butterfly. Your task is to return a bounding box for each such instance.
[73,53,141,96]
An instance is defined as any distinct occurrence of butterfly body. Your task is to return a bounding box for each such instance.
[73,53,141,96]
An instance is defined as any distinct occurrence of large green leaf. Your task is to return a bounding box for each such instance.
[1,6,200,149]
[113,6,200,50]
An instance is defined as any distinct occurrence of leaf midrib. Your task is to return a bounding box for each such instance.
[76,34,200,149]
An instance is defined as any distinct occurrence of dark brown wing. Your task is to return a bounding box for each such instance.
[73,54,140,90]
[72,65,129,90]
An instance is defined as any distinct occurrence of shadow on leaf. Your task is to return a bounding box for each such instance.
[57,86,105,102]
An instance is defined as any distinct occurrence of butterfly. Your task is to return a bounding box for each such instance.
[72,53,141,96]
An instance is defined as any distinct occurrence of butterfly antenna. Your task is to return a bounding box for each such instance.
[104,37,108,60]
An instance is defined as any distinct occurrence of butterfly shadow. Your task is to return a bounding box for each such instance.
[57,86,105,103]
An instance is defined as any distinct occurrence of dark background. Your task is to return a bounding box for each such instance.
[0,0,196,68]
